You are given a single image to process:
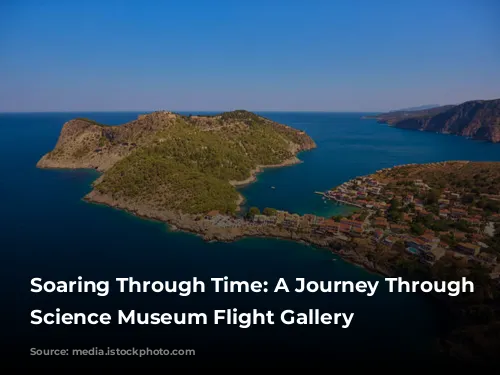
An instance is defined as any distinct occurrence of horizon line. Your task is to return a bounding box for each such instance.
[0,109,385,114]
[4,98,497,115]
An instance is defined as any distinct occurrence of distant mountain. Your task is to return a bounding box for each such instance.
[366,99,500,143]
[389,104,440,112]
[365,105,454,122]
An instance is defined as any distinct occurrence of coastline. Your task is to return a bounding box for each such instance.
[366,118,500,143]
[229,156,302,187]
[83,189,391,279]
[37,126,384,278]
[235,193,245,212]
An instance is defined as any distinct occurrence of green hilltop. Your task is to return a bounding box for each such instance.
[37,110,316,214]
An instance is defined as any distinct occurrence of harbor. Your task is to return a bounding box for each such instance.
[315,191,363,208]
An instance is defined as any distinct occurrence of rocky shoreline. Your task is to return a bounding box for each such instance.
[84,189,391,278]
[229,156,302,187]
[363,99,500,143]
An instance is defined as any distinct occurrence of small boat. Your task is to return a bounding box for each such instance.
[271,186,275,189]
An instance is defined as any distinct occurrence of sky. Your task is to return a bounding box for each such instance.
[0,0,499,112]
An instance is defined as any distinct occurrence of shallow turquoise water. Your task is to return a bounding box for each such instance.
[3,111,500,364]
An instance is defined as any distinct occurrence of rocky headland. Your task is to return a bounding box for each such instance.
[364,99,500,143]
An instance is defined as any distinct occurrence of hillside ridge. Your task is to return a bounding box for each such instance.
[365,99,500,143]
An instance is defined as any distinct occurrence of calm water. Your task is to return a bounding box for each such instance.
[4,112,500,366]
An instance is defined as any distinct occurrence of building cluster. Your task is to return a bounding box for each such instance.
[202,172,499,279]
[326,176,388,210]
[326,175,499,274]
[252,210,365,238]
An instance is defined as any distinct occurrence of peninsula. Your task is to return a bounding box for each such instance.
[364,99,500,143]
[37,110,316,220]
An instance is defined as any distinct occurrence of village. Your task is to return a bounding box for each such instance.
[200,167,500,280]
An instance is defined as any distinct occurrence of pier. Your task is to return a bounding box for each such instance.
[314,191,363,208]
[330,198,363,208]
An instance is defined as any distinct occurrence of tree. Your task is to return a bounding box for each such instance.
[422,213,435,227]
[247,207,260,218]
[428,204,439,215]
[388,208,403,223]
[452,219,471,233]
[426,189,440,205]
[411,223,425,235]
[389,198,400,210]
[263,207,277,216]
[393,241,406,253]
[461,194,475,205]
[430,220,450,232]
[441,233,459,249]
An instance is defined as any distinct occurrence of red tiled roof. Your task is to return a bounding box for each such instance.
[322,219,339,227]
[408,237,426,246]
[339,224,351,231]
[420,233,436,241]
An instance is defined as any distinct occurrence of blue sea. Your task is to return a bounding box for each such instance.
[4,111,500,366]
